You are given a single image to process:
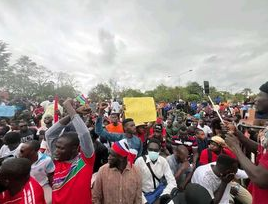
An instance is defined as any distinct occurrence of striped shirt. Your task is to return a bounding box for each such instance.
[0,177,45,204]
[92,163,142,204]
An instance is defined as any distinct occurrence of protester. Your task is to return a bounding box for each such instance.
[40,95,54,111]
[0,157,46,204]
[95,102,143,156]
[105,112,124,133]
[199,135,235,165]
[172,126,199,168]
[255,81,268,119]
[45,98,95,204]
[90,129,108,173]
[19,140,55,204]
[197,119,213,138]
[195,129,209,155]
[0,132,21,158]
[166,145,193,190]
[226,123,268,204]
[135,138,177,204]
[19,120,37,143]
[191,154,247,204]
[92,139,142,204]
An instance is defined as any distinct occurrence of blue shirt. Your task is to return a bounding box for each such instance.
[95,116,143,157]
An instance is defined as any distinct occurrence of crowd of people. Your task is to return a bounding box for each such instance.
[0,81,268,204]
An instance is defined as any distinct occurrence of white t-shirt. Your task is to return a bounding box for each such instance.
[197,124,213,138]
[0,144,22,158]
[40,139,51,156]
[40,100,54,111]
[31,152,55,186]
[191,162,248,204]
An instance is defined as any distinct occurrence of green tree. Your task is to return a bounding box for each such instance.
[88,83,112,102]
[0,41,12,89]
[119,88,144,98]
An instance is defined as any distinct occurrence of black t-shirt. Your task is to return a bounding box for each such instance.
[20,129,37,143]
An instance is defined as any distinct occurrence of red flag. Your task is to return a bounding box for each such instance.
[54,95,59,123]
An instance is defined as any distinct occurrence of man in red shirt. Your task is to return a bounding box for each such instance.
[226,125,268,204]
[45,98,95,204]
[0,158,46,204]
[199,136,236,165]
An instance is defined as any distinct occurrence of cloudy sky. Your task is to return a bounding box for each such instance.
[0,0,268,94]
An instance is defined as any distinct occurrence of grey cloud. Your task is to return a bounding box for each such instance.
[0,0,268,94]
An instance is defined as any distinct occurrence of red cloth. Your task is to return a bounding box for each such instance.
[0,177,45,204]
[54,95,59,123]
[248,146,268,204]
[149,127,167,137]
[137,132,145,143]
[52,152,95,204]
[199,148,236,165]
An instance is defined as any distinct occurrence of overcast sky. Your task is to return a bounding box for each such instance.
[0,0,268,94]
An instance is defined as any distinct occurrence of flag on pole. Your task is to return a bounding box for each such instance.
[76,94,87,105]
[54,95,59,123]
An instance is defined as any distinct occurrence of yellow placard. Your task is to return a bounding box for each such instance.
[123,97,157,125]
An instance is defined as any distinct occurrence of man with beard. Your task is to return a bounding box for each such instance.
[226,123,268,204]
[92,139,142,204]
[255,81,268,120]
[45,98,95,204]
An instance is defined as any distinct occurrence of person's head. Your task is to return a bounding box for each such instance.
[19,121,28,133]
[3,132,21,147]
[147,138,161,162]
[196,129,205,140]
[122,118,136,134]
[208,136,226,153]
[54,132,79,161]
[185,183,212,204]
[166,118,173,128]
[0,158,31,192]
[154,124,163,138]
[179,126,188,138]
[255,82,268,114]
[19,140,40,161]
[108,140,130,169]
[48,95,54,102]
[177,116,183,123]
[187,126,196,137]
[173,145,189,163]
[0,119,7,127]
[136,124,146,134]
[44,114,53,125]
[192,120,198,128]
[10,120,19,131]
[110,113,119,125]
[215,154,238,177]
[198,119,205,127]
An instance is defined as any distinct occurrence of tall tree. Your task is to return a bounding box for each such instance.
[88,83,112,102]
[0,41,12,89]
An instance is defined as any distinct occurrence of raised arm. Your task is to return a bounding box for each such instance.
[45,116,71,155]
[95,102,124,142]
[64,99,94,158]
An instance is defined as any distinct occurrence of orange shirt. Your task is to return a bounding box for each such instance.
[106,123,124,133]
